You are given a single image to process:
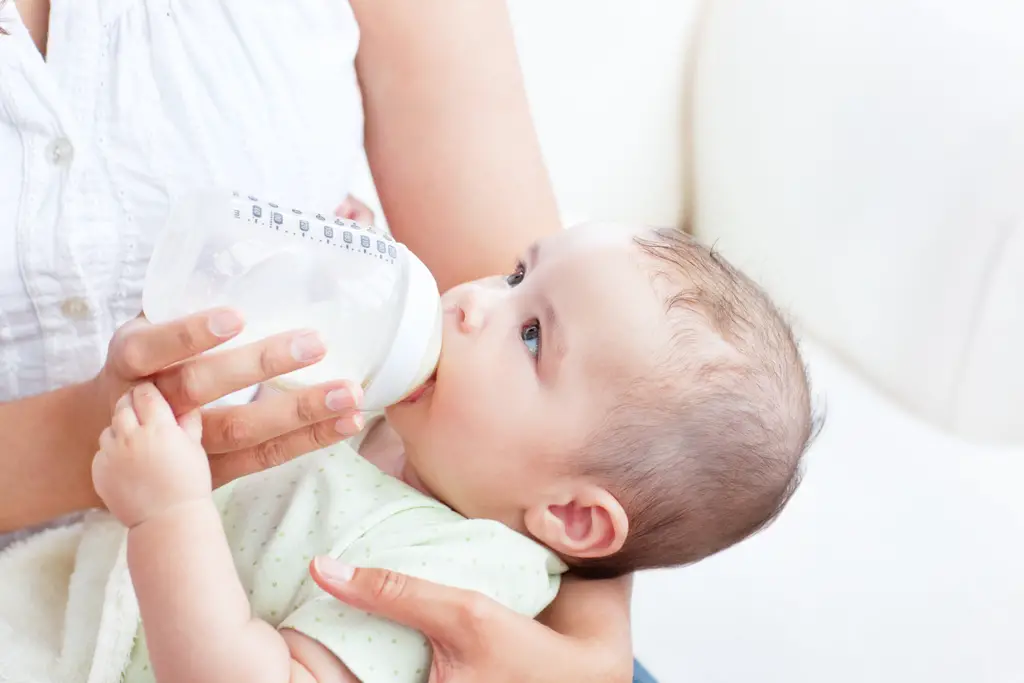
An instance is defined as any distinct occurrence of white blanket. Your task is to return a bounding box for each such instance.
[0,512,139,683]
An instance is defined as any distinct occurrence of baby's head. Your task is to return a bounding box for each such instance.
[386,222,815,576]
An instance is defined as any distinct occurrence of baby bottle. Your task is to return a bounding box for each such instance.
[143,190,442,410]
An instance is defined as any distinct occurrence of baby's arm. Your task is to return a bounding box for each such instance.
[93,384,357,683]
[128,499,307,683]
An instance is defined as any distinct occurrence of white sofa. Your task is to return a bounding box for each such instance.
[358,1,1024,680]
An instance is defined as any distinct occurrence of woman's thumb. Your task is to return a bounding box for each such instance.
[310,557,482,641]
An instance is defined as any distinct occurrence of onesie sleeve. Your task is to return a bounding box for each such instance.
[279,505,565,683]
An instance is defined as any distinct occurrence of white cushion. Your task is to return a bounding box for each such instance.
[507,0,697,228]
[632,340,1024,682]
[691,0,1024,445]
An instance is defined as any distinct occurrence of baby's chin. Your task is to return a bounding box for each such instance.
[382,400,428,454]
[383,396,418,428]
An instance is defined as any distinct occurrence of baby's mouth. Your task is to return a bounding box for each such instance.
[401,369,437,404]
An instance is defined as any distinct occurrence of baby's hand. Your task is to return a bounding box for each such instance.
[92,383,211,528]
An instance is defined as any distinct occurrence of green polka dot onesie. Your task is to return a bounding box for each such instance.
[122,437,565,683]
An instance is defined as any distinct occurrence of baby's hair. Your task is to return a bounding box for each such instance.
[574,227,820,578]
[0,0,10,36]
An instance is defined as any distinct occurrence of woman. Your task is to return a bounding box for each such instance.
[0,1,637,681]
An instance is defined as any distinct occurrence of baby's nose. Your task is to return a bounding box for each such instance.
[457,295,482,334]
[450,286,493,334]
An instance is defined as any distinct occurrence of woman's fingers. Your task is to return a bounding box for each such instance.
[107,309,244,380]
[308,559,500,647]
[335,194,375,225]
[208,414,363,486]
[201,381,363,454]
[154,330,326,414]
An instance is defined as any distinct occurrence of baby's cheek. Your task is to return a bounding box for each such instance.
[431,356,536,450]
[434,372,491,422]
[429,399,504,462]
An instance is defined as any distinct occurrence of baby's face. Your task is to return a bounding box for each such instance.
[385,223,671,529]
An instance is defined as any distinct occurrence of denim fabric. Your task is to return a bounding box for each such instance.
[633,659,659,683]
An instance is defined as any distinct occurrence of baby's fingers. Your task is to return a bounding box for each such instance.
[178,409,203,442]
[131,382,177,426]
[99,426,116,454]
[111,392,139,436]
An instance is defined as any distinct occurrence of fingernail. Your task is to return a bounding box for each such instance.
[116,392,133,411]
[315,556,355,582]
[325,388,352,412]
[291,332,326,362]
[335,412,364,434]
[208,310,244,337]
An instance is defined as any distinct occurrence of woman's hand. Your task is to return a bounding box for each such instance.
[0,307,363,532]
[93,309,364,487]
[309,558,634,683]
[335,194,375,225]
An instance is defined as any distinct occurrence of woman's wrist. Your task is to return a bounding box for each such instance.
[64,377,111,510]
[0,380,106,532]
[75,374,115,447]
[538,575,634,681]
[539,574,633,640]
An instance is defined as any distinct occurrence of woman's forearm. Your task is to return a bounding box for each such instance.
[0,381,105,532]
[351,0,562,292]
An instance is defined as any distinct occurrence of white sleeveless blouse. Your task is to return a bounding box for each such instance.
[0,0,365,400]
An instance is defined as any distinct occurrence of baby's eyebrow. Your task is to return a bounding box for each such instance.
[526,241,542,268]
[539,295,567,379]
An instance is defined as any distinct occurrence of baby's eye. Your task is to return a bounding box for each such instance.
[506,262,526,287]
[521,319,541,359]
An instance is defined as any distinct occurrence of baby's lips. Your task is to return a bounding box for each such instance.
[400,369,437,404]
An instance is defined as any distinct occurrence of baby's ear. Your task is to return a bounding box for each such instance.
[524,486,628,560]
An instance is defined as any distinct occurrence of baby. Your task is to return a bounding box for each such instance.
[93,222,815,683]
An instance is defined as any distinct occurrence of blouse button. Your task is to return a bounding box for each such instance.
[60,297,92,320]
[47,138,75,166]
